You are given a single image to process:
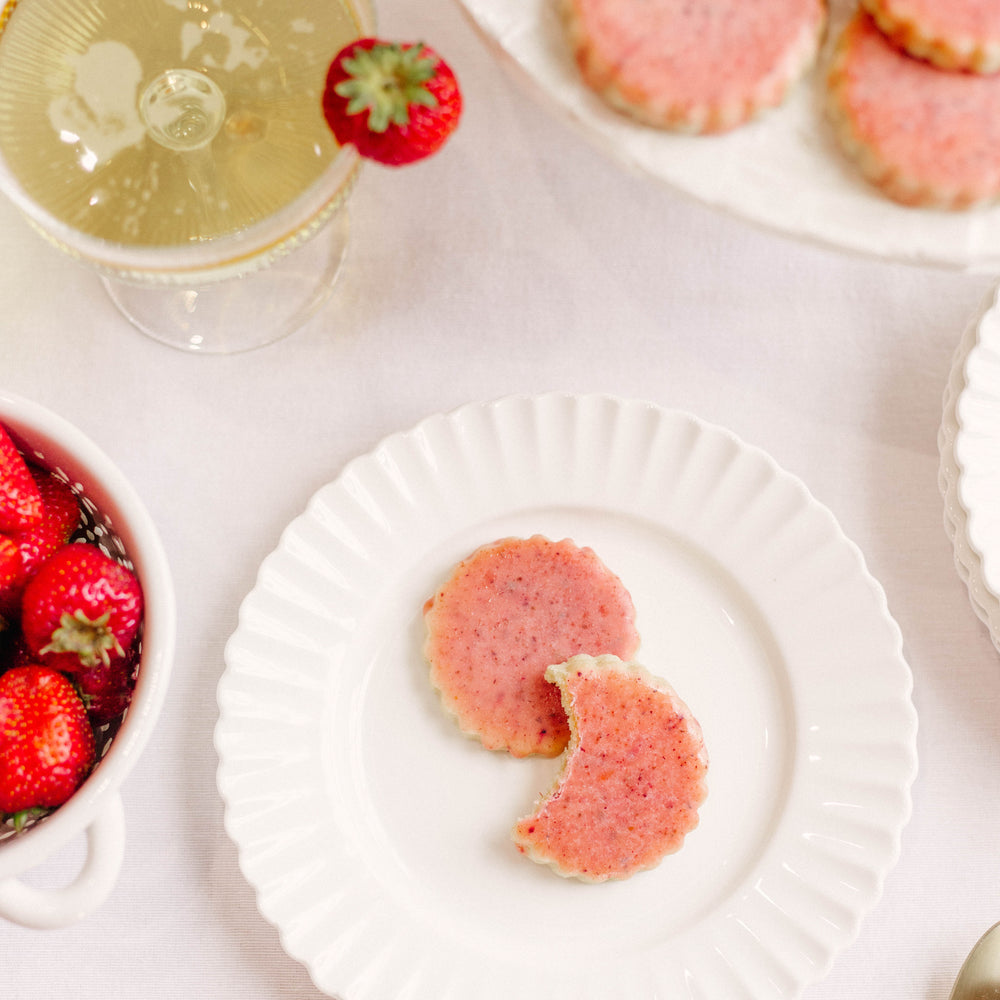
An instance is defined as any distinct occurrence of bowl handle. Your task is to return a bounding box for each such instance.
[0,793,125,929]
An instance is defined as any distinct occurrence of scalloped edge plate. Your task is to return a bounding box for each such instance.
[950,285,1000,642]
[215,393,917,1000]
[456,0,1000,273]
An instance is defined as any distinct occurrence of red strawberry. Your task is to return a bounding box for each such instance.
[76,647,136,725]
[322,38,462,166]
[0,467,81,620]
[15,466,81,584]
[20,543,143,675]
[0,537,20,621]
[0,663,96,814]
[0,425,42,533]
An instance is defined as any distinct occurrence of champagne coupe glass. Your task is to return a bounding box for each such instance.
[0,0,375,353]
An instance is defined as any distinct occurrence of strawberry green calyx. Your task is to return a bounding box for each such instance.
[323,36,462,165]
[41,610,124,669]
[10,807,47,834]
[334,42,439,133]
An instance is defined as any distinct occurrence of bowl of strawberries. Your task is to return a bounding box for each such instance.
[0,389,174,928]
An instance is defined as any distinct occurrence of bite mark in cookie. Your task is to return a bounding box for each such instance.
[512,654,708,882]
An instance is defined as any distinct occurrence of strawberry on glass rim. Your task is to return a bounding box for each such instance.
[322,38,462,166]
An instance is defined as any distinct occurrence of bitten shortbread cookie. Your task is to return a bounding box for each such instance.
[512,654,708,883]
[827,10,1000,209]
[423,537,640,758]
[561,0,827,133]
[861,0,1000,74]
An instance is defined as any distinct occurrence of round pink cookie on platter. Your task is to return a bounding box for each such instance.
[512,654,709,883]
[423,536,640,758]
[560,0,828,133]
[827,10,1000,208]
[861,0,1000,74]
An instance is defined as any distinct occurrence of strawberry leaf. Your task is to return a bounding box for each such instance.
[334,42,440,133]
[40,610,124,668]
[11,806,48,833]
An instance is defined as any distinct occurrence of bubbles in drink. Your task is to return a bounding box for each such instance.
[140,69,226,152]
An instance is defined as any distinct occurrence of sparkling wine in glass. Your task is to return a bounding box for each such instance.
[0,0,375,352]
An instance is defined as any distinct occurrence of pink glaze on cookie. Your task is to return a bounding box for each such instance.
[561,0,827,133]
[423,537,640,758]
[828,10,1000,208]
[512,654,708,882]
[861,0,1000,74]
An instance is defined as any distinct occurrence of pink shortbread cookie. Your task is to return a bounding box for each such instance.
[861,0,1000,74]
[423,536,640,758]
[561,0,827,133]
[827,10,1000,208]
[512,654,708,882]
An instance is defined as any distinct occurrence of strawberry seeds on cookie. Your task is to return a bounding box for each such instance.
[423,536,640,758]
[827,10,1000,209]
[560,0,827,133]
[512,654,708,882]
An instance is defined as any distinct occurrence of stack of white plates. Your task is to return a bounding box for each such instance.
[940,287,1000,651]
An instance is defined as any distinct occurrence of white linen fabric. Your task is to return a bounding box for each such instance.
[1,1,998,998]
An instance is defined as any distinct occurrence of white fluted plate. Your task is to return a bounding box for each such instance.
[952,287,1000,641]
[215,393,917,1000]
[457,0,1000,272]
[939,287,1000,650]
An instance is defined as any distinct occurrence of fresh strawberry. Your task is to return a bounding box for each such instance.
[0,425,42,533]
[322,38,462,166]
[76,645,137,725]
[0,663,96,814]
[20,543,143,675]
[0,466,81,620]
[0,536,20,622]
[14,466,81,584]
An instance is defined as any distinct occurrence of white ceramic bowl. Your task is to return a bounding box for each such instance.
[0,390,175,928]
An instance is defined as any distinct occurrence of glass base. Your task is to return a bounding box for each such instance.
[100,211,351,354]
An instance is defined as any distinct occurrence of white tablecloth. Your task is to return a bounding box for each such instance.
[4,1,1000,997]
